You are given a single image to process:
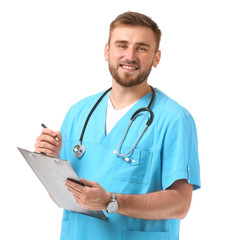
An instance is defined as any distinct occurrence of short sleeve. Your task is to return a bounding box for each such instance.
[161,108,201,190]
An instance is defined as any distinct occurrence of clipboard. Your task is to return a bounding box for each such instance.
[18,147,107,221]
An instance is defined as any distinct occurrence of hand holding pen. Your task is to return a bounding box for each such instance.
[35,123,62,158]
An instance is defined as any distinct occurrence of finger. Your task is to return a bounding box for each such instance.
[36,138,54,149]
[35,139,59,155]
[37,133,60,146]
[35,148,58,157]
[35,140,58,152]
[67,187,81,202]
[42,128,58,138]
[67,185,80,195]
[81,178,98,188]
[65,180,83,193]
[35,144,59,158]
[48,193,56,203]
[66,184,83,194]
[67,186,82,203]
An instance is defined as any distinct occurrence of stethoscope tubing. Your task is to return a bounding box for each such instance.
[116,120,148,157]
[73,86,155,159]
[79,87,112,144]
[130,107,153,126]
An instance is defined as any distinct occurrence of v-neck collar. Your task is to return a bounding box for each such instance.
[99,90,155,144]
[106,97,138,136]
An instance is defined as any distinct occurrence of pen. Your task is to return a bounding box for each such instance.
[41,123,59,142]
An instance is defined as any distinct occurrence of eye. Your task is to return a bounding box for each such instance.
[118,44,127,49]
[137,47,148,52]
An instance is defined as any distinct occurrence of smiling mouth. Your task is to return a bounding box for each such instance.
[120,64,139,71]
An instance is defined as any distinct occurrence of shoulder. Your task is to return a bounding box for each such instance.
[153,88,196,128]
[60,90,107,136]
[66,91,106,118]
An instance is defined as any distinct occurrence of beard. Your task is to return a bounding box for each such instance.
[108,60,153,88]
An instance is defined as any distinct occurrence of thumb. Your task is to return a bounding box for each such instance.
[81,178,97,188]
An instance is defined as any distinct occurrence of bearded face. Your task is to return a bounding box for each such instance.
[105,26,160,88]
[108,57,153,87]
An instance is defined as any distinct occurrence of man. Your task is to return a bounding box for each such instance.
[35,11,200,240]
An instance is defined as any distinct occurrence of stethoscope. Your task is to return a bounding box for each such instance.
[73,86,155,162]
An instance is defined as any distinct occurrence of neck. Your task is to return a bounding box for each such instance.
[110,80,151,110]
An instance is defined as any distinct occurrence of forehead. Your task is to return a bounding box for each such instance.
[110,25,157,47]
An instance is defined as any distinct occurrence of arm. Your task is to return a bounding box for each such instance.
[116,179,193,220]
[65,178,193,220]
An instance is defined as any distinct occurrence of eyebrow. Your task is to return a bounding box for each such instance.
[114,40,150,48]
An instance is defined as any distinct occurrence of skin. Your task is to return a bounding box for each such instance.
[105,25,161,109]
[35,25,193,220]
[35,128,62,158]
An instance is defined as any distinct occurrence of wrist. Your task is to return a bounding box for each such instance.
[104,192,111,210]
[107,193,119,213]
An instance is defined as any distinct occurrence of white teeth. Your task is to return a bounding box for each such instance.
[122,65,136,70]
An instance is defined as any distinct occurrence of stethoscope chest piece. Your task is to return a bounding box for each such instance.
[73,142,85,157]
[73,86,155,159]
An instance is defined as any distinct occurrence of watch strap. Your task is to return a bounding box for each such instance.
[111,193,117,201]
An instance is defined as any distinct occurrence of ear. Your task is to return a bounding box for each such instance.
[104,43,109,62]
[152,50,161,68]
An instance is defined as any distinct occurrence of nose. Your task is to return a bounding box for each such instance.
[124,46,137,62]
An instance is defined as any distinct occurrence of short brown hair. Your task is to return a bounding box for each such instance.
[108,11,162,52]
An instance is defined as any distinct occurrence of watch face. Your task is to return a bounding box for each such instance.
[107,201,118,213]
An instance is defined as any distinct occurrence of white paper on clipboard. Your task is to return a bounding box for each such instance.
[18,147,107,221]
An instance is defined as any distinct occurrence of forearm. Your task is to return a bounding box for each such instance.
[65,178,192,220]
[116,180,193,220]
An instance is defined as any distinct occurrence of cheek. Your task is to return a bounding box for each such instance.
[109,55,121,67]
[140,56,155,68]
[112,54,122,62]
[110,49,124,61]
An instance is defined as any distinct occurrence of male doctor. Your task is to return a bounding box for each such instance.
[35,11,200,240]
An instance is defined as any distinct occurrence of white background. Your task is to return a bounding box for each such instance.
[0,0,231,239]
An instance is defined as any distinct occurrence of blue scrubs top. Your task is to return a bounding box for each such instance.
[59,88,201,240]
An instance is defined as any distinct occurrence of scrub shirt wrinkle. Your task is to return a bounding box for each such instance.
[59,88,201,240]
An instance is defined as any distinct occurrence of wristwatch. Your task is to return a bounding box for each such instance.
[107,193,118,213]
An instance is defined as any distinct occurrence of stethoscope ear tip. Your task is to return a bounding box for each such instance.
[113,150,130,162]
